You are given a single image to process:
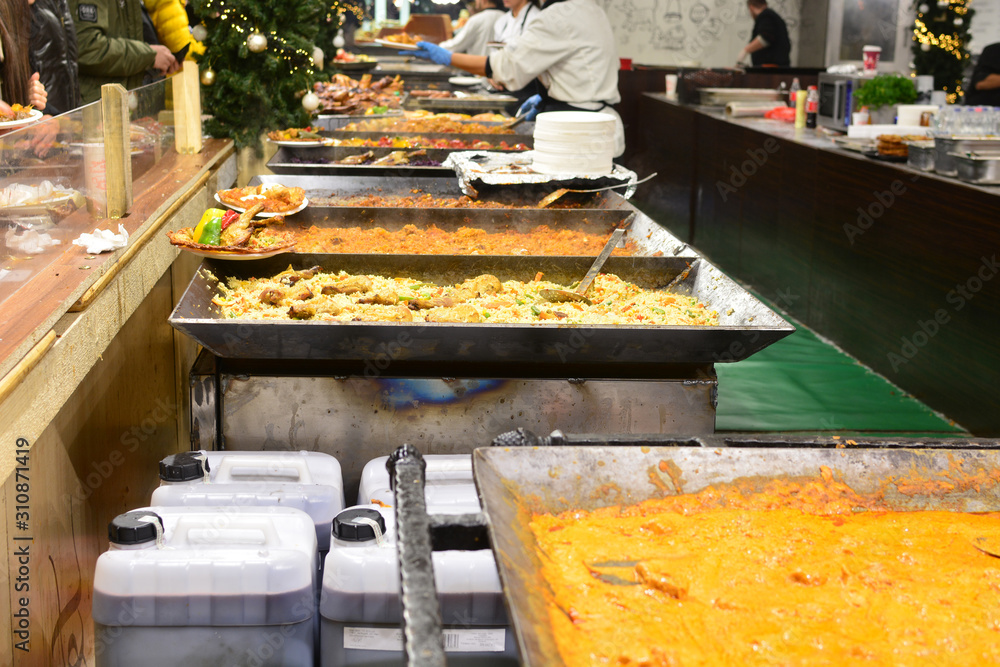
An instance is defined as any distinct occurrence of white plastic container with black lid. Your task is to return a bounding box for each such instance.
[357,454,480,514]
[151,450,345,553]
[93,506,317,667]
[320,506,518,666]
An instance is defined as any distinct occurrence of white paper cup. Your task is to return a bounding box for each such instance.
[665,74,678,99]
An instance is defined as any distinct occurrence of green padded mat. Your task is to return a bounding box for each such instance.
[716,323,966,436]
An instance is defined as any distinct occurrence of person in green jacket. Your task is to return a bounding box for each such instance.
[69,0,179,103]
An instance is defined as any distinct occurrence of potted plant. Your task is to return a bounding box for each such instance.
[854,74,918,124]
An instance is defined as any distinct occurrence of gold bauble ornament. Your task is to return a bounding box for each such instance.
[247,32,268,53]
[200,68,216,86]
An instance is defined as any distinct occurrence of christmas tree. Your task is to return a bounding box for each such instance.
[912,0,975,102]
[315,1,367,71]
[192,0,325,151]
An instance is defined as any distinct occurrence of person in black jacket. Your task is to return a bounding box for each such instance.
[738,0,790,67]
[29,0,81,116]
[966,43,1000,106]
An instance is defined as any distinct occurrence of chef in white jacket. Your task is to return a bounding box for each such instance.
[492,0,540,48]
[440,0,505,56]
[406,0,624,156]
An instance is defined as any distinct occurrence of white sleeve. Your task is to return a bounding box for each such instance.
[488,15,568,92]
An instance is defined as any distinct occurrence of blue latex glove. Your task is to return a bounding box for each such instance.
[517,94,543,121]
[406,42,452,66]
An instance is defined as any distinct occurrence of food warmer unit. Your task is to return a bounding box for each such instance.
[172,177,793,495]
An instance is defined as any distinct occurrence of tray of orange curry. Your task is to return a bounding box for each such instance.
[472,443,1000,666]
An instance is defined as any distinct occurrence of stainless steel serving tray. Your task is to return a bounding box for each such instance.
[472,445,1000,667]
[318,131,533,146]
[266,146,455,175]
[950,150,1000,184]
[933,136,1000,176]
[169,254,792,364]
[410,95,517,112]
[250,175,696,259]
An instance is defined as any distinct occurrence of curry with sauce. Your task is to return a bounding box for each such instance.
[531,466,1000,665]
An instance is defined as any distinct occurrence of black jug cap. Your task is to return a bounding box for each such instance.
[108,510,163,545]
[333,508,386,542]
[159,451,210,482]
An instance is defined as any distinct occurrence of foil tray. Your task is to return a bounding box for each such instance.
[472,445,1000,667]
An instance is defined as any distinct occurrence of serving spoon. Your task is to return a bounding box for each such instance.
[538,212,635,305]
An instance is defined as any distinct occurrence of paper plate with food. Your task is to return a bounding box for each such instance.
[266,127,332,147]
[215,184,308,217]
[0,105,43,129]
[167,206,295,259]
[374,33,423,50]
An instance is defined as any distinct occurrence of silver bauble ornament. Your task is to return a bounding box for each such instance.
[192,24,208,42]
[918,3,928,11]
[954,17,963,25]
[333,30,346,49]
[936,0,948,6]
[200,67,216,86]
[247,32,268,53]
[921,42,931,52]
[302,92,320,112]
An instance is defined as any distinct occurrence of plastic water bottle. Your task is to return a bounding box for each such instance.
[788,78,801,107]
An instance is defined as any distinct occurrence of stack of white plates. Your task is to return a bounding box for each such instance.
[532,111,616,175]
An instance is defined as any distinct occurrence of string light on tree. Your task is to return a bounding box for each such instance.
[200,67,216,85]
[911,0,973,100]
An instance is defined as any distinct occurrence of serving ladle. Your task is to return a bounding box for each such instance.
[537,172,658,208]
[537,212,635,305]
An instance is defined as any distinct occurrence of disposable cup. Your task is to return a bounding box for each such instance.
[666,74,678,99]
[862,45,882,74]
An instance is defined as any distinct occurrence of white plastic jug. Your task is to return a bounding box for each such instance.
[152,450,345,551]
[319,505,518,666]
[357,454,480,514]
[93,506,317,667]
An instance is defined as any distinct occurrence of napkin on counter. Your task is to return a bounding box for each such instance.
[72,224,129,254]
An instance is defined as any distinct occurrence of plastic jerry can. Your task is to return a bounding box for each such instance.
[357,454,480,514]
[320,506,519,666]
[152,450,345,553]
[93,506,317,667]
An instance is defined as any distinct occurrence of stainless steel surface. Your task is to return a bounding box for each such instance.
[411,95,517,112]
[312,112,406,131]
[216,374,716,497]
[472,445,1000,667]
[170,254,793,364]
[933,137,1000,176]
[188,351,218,450]
[905,141,935,171]
[951,150,1000,184]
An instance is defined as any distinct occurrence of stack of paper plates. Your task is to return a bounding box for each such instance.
[531,111,616,175]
